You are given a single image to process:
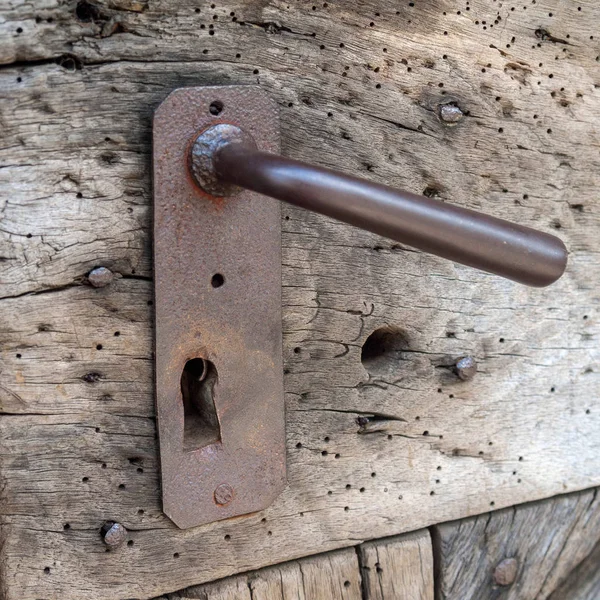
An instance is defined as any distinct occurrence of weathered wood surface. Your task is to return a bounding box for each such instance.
[159,547,363,600]
[157,531,432,600]
[548,531,600,600]
[164,492,600,600]
[0,0,599,598]
[432,487,600,600]
[359,530,434,600]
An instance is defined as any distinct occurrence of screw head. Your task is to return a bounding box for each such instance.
[455,356,477,381]
[101,521,127,548]
[88,267,114,288]
[493,557,518,586]
[437,102,464,125]
[214,483,234,506]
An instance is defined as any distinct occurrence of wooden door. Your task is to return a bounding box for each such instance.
[0,0,598,598]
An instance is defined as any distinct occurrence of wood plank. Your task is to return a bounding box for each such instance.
[164,575,251,600]
[0,0,599,598]
[161,491,600,600]
[359,530,434,600]
[162,547,362,600]
[548,537,600,600]
[159,532,433,599]
[432,488,600,600]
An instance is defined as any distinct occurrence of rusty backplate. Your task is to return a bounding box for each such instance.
[153,86,285,529]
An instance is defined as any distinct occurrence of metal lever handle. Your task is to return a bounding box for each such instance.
[191,124,567,287]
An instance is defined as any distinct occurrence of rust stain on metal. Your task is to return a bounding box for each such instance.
[190,123,256,197]
[183,132,228,209]
[214,483,234,506]
[153,86,285,529]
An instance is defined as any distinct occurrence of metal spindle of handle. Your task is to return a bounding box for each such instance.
[190,124,567,288]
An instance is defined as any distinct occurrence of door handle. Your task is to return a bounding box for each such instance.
[154,86,566,529]
[190,123,567,288]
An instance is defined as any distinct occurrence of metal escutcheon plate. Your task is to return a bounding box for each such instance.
[153,86,285,529]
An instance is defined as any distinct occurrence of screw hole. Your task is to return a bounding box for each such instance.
[211,273,225,288]
[361,326,410,376]
[209,101,223,116]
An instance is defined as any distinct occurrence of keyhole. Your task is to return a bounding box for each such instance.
[180,358,221,452]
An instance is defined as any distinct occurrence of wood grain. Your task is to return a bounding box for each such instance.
[0,0,599,598]
[163,575,252,600]
[161,547,362,600]
[159,532,433,600]
[359,530,434,600]
[432,488,600,599]
[161,492,600,600]
[548,536,600,600]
